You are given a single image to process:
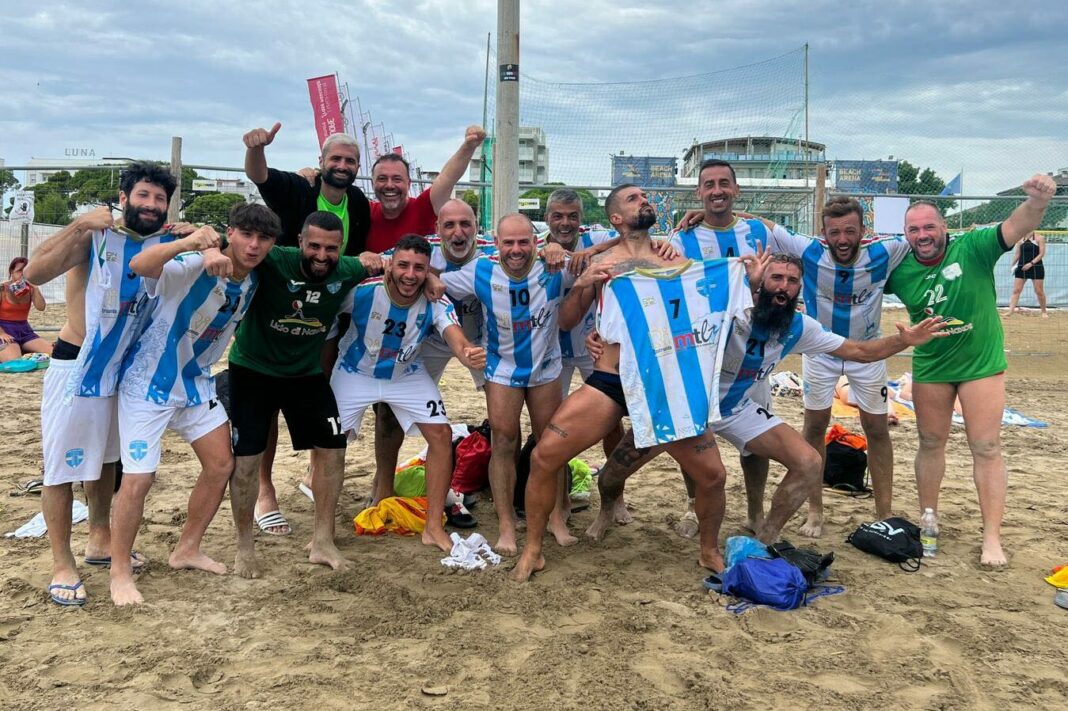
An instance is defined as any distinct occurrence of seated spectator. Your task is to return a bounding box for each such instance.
[1,257,52,362]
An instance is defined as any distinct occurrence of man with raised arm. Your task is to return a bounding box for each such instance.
[25,162,190,606]
[513,183,752,582]
[885,175,1058,567]
[110,205,278,605]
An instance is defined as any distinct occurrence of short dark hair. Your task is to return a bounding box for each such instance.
[768,252,804,274]
[821,196,864,226]
[8,256,28,275]
[119,161,177,201]
[393,233,432,258]
[698,159,737,184]
[300,210,344,236]
[371,153,411,177]
[546,188,583,212]
[229,203,282,240]
[604,183,638,217]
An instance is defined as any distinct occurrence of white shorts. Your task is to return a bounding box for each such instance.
[559,355,595,397]
[118,393,229,474]
[802,353,888,415]
[331,368,450,439]
[41,358,119,486]
[713,399,783,457]
[422,348,485,389]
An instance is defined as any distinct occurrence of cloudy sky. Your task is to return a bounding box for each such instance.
[1,0,1065,195]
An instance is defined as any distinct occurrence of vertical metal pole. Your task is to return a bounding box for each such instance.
[480,32,492,230]
[803,43,810,185]
[813,162,827,234]
[493,0,520,228]
[19,223,29,259]
[168,136,182,224]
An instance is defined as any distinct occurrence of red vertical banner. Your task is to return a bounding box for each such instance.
[306,74,344,148]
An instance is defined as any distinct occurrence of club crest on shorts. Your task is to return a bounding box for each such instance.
[64,448,85,468]
[128,440,149,462]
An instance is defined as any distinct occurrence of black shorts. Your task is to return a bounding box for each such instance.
[226,363,347,456]
[1013,264,1044,280]
[585,370,628,413]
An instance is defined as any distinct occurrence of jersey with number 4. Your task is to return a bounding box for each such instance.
[769,228,911,341]
[336,278,458,380]
[441,256,574,387]
[670,218,771,261]
[72,227,178,398]
[719,311,845,416]
[121,252,258,407]
[597,259,750,448]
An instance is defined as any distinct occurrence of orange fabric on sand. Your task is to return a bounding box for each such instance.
[825,423,867,450]
[353,496,445,536]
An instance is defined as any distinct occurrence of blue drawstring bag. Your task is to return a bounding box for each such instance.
[720,557,809,611]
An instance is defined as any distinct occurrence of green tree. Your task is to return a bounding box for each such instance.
[34,192,75,225]
[460,189,480,218]
[184,192,245,226]
[0,169,18,193]
[897,160,955,212]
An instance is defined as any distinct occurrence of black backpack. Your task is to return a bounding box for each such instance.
[823,440,870,495]
[847,517,923,571]
[767,540,835,586]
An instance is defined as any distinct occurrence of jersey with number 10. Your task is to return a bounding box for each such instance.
[441,256,573,387]
[120,252,258,407]
[337,278,458,380]
[597,259,751,448]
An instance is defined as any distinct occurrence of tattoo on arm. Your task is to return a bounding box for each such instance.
[547,423,568,438]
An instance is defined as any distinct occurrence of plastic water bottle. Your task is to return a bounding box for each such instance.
[920,508,938,557]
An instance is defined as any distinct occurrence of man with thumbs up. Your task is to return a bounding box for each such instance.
[244,123,371,256]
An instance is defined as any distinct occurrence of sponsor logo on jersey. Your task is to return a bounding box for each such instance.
[327,281,342,294]
[941,263,962,281]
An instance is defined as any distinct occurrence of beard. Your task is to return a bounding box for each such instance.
[321,167,355,189]
[751,287,799,338]
[123,202,166,235]
[301,255,338,280]
[628,207,657,230]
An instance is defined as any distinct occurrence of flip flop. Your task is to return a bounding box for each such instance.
[255,510,292,536]
[11,478,44,497]
[48,580,87,607]
[297,482,315,502]
[84,551,147,571]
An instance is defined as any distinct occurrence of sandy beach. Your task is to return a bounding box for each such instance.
[1,305,1066,710]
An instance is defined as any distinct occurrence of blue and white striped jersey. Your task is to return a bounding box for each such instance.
[120,252,258,407]
[441,256,574,387]
[718,311,845,416]
[337,277,458,380]
[597,259,750,448]
[670,218,771,261]
[558,229,615,363]
[768,230,911,340]
[71,227,179,398]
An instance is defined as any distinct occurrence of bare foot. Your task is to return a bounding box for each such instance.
[510,551,545,582]
[585,509,615,540]
[422,527,453,553]
[48,569,86,605]
[110,576,144,606]
[980,539,1008,568]
[234,550,262,579]
[673,511,699,539]
[549,516,579,547]
[495,532,518,557]
[699,552,725,573]
[798,513,823,538]
[169,548,227,575]
[308,541,350,570]
[743,514,765,534]
[612,498,633,525]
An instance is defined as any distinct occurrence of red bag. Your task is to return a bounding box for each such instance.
[451,422,492,494]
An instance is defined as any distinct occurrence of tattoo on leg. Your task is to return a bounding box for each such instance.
[611,441,651,466]
[694,439,717,453]
[547,423,568,438]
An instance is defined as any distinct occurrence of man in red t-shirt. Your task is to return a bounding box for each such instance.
[365,125,485,252]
